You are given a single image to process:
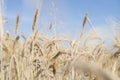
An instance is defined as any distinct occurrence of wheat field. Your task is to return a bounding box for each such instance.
[0,7,120,80]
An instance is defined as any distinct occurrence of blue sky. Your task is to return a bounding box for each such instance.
[4,0,120,39]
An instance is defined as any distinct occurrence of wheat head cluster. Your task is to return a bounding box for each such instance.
[0,8,120,80]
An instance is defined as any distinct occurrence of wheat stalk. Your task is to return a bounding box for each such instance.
[82,13,88,28]
[32,8,39,31]
[49,22,53,30]
[9,55,19,80]
[15,15,20,34]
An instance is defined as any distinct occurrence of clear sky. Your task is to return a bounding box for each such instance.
[4,0,120,39]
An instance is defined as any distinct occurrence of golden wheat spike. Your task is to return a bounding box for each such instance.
[49,22,53,30]
[82,13,88,28]
[15,35,20,41]
[21,34,26,40]
[32,8,39,31]
[15,15,20,34]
